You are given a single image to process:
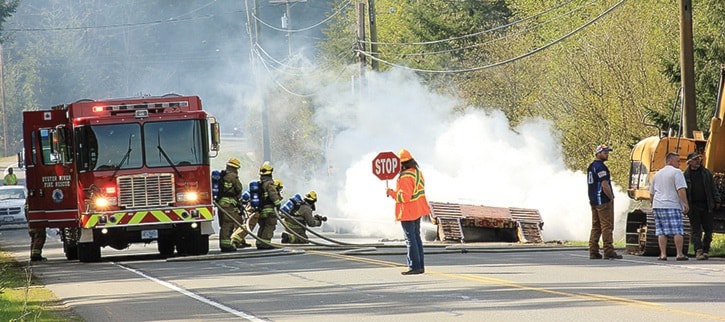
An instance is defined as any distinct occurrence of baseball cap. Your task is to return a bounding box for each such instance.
[686,152,702,162]
[595,144,612,154]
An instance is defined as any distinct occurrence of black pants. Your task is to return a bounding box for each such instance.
[688,204,714,253]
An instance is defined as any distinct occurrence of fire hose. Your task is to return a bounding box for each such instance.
[213,201,383,248]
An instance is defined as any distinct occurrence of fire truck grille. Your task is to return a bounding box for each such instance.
[117,174,175,208]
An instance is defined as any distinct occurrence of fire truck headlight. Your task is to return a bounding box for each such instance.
[101,228,108,234]
[177,191,198,202]
[95,197,110,208]
[191,222,198,229]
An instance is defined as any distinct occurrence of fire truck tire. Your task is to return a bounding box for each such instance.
[63,240,79,260]
[188,233,209,256]
[78,242,101,262]
[157,234,175,257]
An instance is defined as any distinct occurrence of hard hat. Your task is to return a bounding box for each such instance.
[304,191,318,203]
[259,161,273,175]
[274,179,284,190]
[226,157,241,169]
[398,149,413,162]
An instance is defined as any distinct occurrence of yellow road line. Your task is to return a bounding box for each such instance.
[308,250,725,321]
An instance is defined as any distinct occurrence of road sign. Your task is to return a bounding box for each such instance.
[372,151,400,180]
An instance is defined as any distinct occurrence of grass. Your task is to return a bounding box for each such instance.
[0,250,82,322]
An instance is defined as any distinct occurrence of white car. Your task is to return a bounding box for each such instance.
[0,186,27,226]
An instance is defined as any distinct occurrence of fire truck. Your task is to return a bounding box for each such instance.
[22,94,221,262]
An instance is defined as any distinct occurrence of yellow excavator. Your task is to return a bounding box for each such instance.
[626,66,725,256]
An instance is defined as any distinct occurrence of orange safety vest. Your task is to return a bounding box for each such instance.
[389,167,431,221]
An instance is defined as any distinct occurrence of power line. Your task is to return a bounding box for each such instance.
[6,10,240,32]
[362,0,577,47]
[251,0,352,33]
[382,0,595,58]
[356,0,627,74]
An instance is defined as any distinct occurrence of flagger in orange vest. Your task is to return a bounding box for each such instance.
[386,148,430,275]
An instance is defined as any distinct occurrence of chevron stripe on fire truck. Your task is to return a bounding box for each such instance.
[82,207,213,228]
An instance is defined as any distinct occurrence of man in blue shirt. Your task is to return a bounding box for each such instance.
[587,144,622,259]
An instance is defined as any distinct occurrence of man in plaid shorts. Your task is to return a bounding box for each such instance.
[649,152,690,261]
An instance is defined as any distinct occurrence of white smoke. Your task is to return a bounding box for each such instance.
[300,69,629,242]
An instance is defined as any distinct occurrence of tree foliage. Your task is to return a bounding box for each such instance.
[319,0,725,187]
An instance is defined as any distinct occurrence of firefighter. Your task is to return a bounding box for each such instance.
[231,178,283,248]
[281,191,326,244]
[3,167,17,185]
[218,157,244,252]
[27,202,47,262]
[256,161,282,250]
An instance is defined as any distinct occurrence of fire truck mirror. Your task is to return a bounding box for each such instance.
[50,126,70,164]
[209,117,220,153]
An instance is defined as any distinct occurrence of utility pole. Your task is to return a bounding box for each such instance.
[0,43,7,156]
[679,0,697,138]
[357,2,367,90]
[271,0,307,59]
[246,0,272,162]
[368,0,379,71]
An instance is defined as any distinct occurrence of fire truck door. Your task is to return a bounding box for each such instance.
[25,117,79,228]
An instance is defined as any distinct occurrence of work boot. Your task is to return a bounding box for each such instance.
[233,240,251,248]
[702,252,709,260]
[220,247,237,253]
[696,249,705,260]
[589,253,602,260]
[603,252,622,259]
[30,256,47,262]
[281,232,290,244]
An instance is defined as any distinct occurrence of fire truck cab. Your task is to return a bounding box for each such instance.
[22,94,221,262]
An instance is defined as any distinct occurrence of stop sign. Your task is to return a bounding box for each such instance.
[372,151,400,180]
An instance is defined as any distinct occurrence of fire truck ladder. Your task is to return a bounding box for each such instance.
[436,217,464,243]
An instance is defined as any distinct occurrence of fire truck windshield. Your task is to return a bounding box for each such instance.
[75,119,208,172]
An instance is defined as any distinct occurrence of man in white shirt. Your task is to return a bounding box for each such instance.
[649,152,690,260]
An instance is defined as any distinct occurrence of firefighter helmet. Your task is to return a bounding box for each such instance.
[398,149,413,162]
[226,157,241,169]
[259,161,273,175]
[304,191,317,203]
[274,179,284,191]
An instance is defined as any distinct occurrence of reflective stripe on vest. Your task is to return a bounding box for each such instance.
[396,168,425,203]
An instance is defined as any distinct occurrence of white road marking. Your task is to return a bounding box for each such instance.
[115,262,266,321]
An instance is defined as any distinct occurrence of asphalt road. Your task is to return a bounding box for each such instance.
[1,227,724,322]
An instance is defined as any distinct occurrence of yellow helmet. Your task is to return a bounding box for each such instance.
[259,161,273,175]
[273,179,284,190]
[398,149,413,162]
[304,191,317,203]
[226,157,241,169]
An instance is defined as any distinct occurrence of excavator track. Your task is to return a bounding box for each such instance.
[625,208,691,256]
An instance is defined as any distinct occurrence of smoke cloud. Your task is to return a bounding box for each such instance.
[270,69,630,242]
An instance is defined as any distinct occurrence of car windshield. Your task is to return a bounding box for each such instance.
[0,188,25,200]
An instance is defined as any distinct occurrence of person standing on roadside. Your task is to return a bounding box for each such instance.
[650,152,690,261]
[683,152,720,260]
[4,167,17,185]
[587,144,622,260]
[386,149,430,275]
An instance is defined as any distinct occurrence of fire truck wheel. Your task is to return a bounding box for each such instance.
[187,233,209,256]
[157,233,175,257]
[63,240,79,260]
[78,242,101,262]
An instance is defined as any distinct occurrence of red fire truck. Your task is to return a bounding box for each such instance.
[22,94,221,262]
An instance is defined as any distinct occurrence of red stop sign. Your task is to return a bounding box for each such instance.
[372,151,400,180]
